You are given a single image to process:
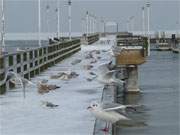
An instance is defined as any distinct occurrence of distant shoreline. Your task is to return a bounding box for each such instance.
[4,32,82,40]
[4,31,180,40]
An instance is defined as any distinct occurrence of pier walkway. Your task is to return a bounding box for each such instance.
[0,36,114,135]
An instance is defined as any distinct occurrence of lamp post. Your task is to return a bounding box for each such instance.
[100,18,105,34]
[68,0,72,40]
[142,6,145,36]
[146,2,150,56]
[38,0,41,47]
[96,16,99,33]
[94,15,97,33]
[86,11,89,35]
[103,19,106,34]
[46,5,50,39]
[56,0,60,38]
[1,0,5,52]
[126,20,130,32]
[116,22,119,33]
[81,18,86,35]
[89,13,92,34]
[93,15,95,33]
[130,16,134,33]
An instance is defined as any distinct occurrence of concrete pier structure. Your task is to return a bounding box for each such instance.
[115,32,147,93]
[125,66,140,93]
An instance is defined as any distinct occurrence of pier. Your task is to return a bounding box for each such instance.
[0,0,179,135]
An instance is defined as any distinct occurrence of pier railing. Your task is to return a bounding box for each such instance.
[81,33,100,45]
[0,39,81,94]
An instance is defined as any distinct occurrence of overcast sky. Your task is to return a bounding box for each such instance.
[1,0,180,33]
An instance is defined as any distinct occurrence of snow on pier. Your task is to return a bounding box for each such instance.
[0,36,114,135]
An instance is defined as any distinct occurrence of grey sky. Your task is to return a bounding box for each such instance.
[2,0,180,33]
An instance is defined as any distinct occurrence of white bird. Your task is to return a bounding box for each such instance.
[97,63,110,74]
[97,61,116,75]
[102,102,139,114]
[51,71,79,80]
[97,70,124,85]
[87,102,130,132]
[108,46,125,56]
[5,71,35,98]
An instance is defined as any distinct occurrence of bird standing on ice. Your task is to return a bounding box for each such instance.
[87,102,130,132]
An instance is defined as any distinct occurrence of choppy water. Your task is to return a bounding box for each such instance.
[115,51,179,135]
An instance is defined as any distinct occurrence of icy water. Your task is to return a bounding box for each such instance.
[115,51,179,135]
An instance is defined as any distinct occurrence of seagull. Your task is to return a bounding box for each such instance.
[97,70,124,85]
[71,59,81,65]
[84,53,94,59]
[102,102,140,114]
[37,81,60,94]
[92,50,100,55]
[86,76,97,82]
[40,79,48,84]
[37,82,50,94]
[5,71,35,98]
[89,72,97,76]
[83,65,93,70]
[97,61,116,75]
[87,102,130,132]
[41,101,59,108]
[70,71,79,78]
[51,71,79,80]
[97,63,110,74]
[51,73,69,80]
[110,46,125,56]
[90,59,97,64]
